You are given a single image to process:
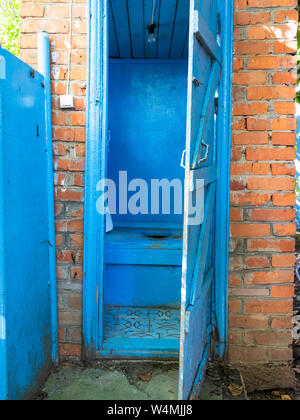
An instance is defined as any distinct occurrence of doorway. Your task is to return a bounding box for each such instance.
[83,0,233,400]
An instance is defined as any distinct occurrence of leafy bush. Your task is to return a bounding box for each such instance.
[0,0,20,56]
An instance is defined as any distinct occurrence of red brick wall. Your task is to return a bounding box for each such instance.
[229,0,297,363]
[19,0,298,363]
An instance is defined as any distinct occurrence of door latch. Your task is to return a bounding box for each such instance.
[192,77,203,87]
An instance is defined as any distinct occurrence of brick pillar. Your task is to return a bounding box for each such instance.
[20,0,88,358]
[229,0,298,365]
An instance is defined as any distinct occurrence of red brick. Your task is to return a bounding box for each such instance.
[229,314,269,329]
[271,285,294,298]
[248,56,296,70]
[271,316,293,329]
[230,209,243,222]
[235,41,271,56]
[272,163,295,176]
[246,147,295,162]
[229,300,242,313]
[274,40,297,54]
[247,177,295,191]
[248,86,296,100]
[273,193,296,206]
[273,102,296,116]
[248,0,297,8]
[230,224,270,238]
[228,345,268,362]
[229,275,243,286]
[247,239,295,252]
[272,132,296,146]
[245,270,294,285]
[21,4,44,17]
[245,300,293,314]
[273,223,296,236]
[233,71,268,85]
[271,118,296,131]
[248,209,295,222]
[273,71,297,85]
[234,0,248,9]
[245,256,270,269]
[274,9,298,23]
[247,118,271,131]
[269,348,293,361]
[232,102,268,115]
[272,254,296,268]
[244,330,292,346]
[232,132,269,145]
[59,343,81,357]
[231,147,243,161]
[230,192,271,206]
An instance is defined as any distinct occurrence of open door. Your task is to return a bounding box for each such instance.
[179,0,222,400]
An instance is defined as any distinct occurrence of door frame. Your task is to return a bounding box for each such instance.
[83,0,233,362]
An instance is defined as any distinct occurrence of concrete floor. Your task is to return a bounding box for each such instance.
[40,361,298,400]
[42,362,179,400]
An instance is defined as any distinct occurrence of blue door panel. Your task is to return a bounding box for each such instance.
[179,0,222,400]
[0,49,54,400]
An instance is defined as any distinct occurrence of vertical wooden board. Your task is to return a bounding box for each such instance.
[157,0,177,58]
[110,0,132,58]
[128,0,144,58]
[181,28,189,58]
[109,2,120,57]
[169,0,189,58]
[179,0,227,400]
[144,0,160,58]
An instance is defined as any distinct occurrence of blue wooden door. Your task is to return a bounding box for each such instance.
[0,47,56,400]
[179,0,222,400]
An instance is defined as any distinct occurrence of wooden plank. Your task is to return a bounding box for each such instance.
[193,9,221,64]
[169,0,189,58]
[128,0,145,58]
[157,0,177,58]
[190,183,216,305]
[191,61,221,169]
[189,165,217,191]
[109,1,120,57]
[110,0,132,58]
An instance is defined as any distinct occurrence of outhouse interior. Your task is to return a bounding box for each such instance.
[103,0,190,358]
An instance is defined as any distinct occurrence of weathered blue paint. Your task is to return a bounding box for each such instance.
[0,48,55,400]
[179,0,230,400]
[109,0,189,59]
[214,0,233,359]
[84,0,233,400]
[83,0,108,358]
[38,31,59,366]
[108,59,187,226]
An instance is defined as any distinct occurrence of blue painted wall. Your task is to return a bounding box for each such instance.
[0,49,53,400]
[108,59,187,226]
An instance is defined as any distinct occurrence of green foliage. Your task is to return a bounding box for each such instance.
[0,0,20,56]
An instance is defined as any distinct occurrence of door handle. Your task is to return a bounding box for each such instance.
[197,142,209,165]
[180,149,186,169]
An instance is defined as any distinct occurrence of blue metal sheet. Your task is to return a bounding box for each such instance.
[0,48,56,400]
